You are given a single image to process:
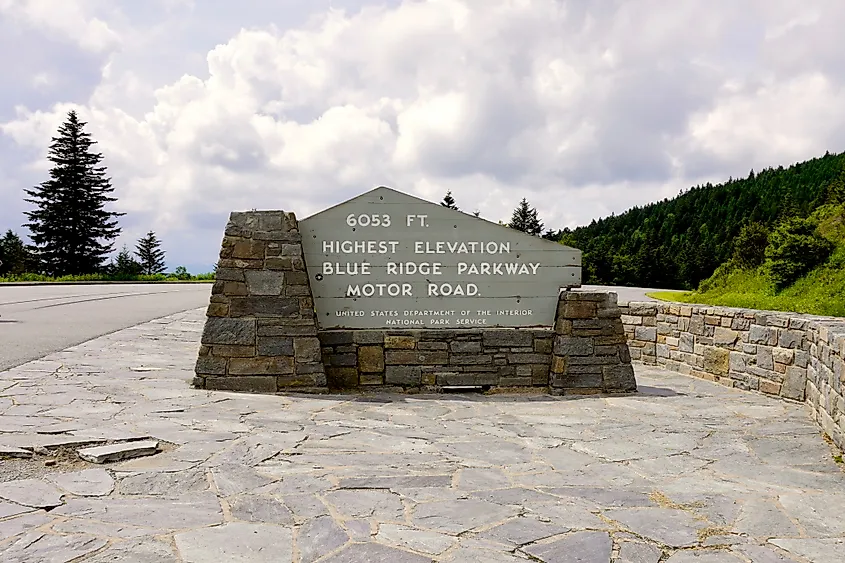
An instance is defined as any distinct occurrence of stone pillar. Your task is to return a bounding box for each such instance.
[193,211,327,393]
[551,291,637,394]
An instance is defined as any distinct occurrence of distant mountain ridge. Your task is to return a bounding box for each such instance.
[548,151,845,290]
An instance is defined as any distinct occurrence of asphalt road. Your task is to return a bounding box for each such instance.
[0,284,212,372]
[579,285,674,303]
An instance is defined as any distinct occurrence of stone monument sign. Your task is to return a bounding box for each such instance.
[193,185,636,395]
[300,187,582,329]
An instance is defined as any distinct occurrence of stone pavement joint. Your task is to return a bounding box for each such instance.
[0,308,843,562]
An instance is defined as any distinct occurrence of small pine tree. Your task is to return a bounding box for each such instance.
[106,245,143,278]
[135,231,166,275]
[508,198,543,236]
[731,222,769,269]
[441,191,459,210]
[0,230,35,275]
[24,110,123,276]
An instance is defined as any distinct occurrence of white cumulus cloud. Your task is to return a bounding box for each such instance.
[2,0,845,269]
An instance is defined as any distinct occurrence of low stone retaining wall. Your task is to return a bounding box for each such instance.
[620,301,845,449]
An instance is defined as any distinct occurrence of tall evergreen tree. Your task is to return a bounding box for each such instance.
[24,110,123,276]
[0,230,34,276]
[135,231,166,275]
[440,191,459,210]
[508,198,543,235]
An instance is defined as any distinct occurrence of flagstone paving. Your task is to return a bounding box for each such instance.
[0,308,843,562]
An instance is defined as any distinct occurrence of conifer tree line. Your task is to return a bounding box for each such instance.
[439,151,845,292]
[0,110,172,278]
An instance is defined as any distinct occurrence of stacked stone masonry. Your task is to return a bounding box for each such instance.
[294,292,636,393]
[620,301,845,450]
[193,210,636,395]
[193,211,327,392]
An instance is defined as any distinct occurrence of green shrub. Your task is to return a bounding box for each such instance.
[765,217,834,291]
[731,222,769,269]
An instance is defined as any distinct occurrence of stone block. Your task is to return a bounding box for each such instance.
[353,331,384,344]
[450,354,493,365]
[554,336,594,356]
[603,364,636,391]
[215,267,245,282]
[703,348,730,376]
[205,376,277,393]
[202,318,256,346]
[294,337,322,363]
[384,336,416,349]
[243,270,284,296]
[257,321,318,337]
[229,357,294,375]
[385,350,448,365]
[232,240,266,260]
[360,373,384,385]
[621,315,642,326]
[438,372,498,386]
[509,353,552,365]
[417,341,448,351]
[196,355,227,376]
[757,347,774,370]
[782,367,806,401]
[628,303,657,316]
[327,367,359,389]
[759,380,781,395]
[534,338,553,355]
[772,348,794,365]
[779,329,803,349]
[688,316,705,335]
[229,296,299,318]
[729,351,750,373]
[551,356,566,374]
[560,300,598,320]
[211,345,255,358]
[319,331,354,346]
[451,341,482,354]
[714,327,739,346]
[483,330,534,347]
[385,366,422,386]
[554,373,603,389]
[634,327,657,342]
[749,325,777,346]
[330,353,357,367]
[358,346,385,373]
[257,337,294,356]
[679,333,694,353]
[206,303,229,317]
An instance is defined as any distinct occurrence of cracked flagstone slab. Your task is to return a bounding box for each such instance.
[0,478,64,508]
[318,542,432,563]
[228,494,295,524]
[768,538,845,563]
[175,522,292,563]
[375,523,457,555]
[604,508,702,548]
[49,469,114,497]
[77,440,159,463]
[118,468,208,496]
[663,551,745,562]
[0,512,53,542]
[413,498,519,534]
[0,531,107,562]
[521,531,612,563]
[53,492,223,529]
[296,516,349,563]
[617,541,663,563]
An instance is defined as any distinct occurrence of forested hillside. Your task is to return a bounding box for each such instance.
[550,151,845,290]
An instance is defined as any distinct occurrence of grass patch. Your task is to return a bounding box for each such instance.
[648,203,845,317]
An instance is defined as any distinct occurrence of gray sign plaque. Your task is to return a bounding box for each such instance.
[299,186,581,329]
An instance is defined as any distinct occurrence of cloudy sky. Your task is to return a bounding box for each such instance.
[1,0,844,272]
